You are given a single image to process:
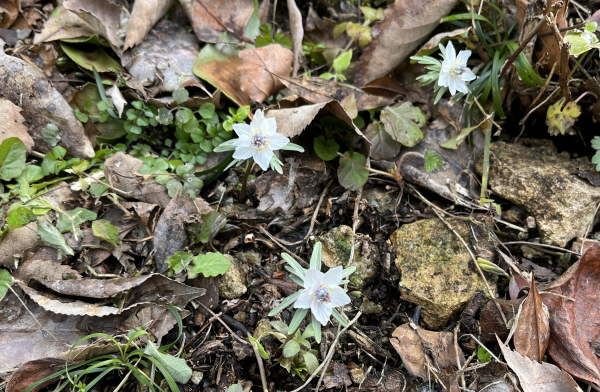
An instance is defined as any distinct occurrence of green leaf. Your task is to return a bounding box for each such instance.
[198,103,216,119]
[364,122,401,160]
[173,88,189,104]
[189,252,231,278]
[333,49,352,75]
[37,220,74,258]
[310,242,322,270]
[144,341,192,384]
[477,346,492,363]
[226,384,244,392]
[166,179,183,197]
[61,43,120,72]
[288,308,308,334]
[424,150,443,172]
[303,351,319,373]
[41,124,61,147]
[337,151,368,190]
[268,291,301,316]
[198,211,227,244]
[440,124,479,149]
[18,165,44,184]
[0,138,27,181]
[7,205,36,230]
[56,208,97,237]
[313,136,340,161]
[166,251,193,275]
[546,97,581,136]
[0,268,12,301]
[283,340,301,358]
[380,102,426,147]
[248,334,269,359]
[92,219,120,247]
[244,0,261,40]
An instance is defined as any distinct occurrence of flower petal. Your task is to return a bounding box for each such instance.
[329,286,351,307]
[322,266,343,286]
[251,109,267,132]
[438,70,450,87]
[253,148,273,171]
[232,123,252,138]
[233,146,254,160]
[268,133,290,150]
[294,289,314,309]
[460,68,476,82]
[311,302,333,326]
[455,79,469,94]
[447,77,458,95]
[445,41,456,65]
[303,267,324,289]
[456,50,472,63]
[263,118,278,135]
[233,137,251,147]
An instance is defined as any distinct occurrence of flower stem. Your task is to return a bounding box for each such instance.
[480,127,492,204]
[239,158,253,202]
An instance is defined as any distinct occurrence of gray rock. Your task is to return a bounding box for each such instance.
[390,218,497,329]
[476,140,600,246]
[219,255,248,299]
[318,225,378,288]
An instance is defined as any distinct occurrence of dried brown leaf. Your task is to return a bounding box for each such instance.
[124,0,174,50]
[180,0,254,43]
[497,336,582,392]
[390,323,464,379]
[239,44,293,103]
[354,0,459,86]
[514,275,550,362]
[0,99,34,152]
[0,0,20,29]
[6,358,65,392]
[542,245,600,385]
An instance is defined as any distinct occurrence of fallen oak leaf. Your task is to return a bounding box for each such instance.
[513,273,550,362]
[238,44,293,103]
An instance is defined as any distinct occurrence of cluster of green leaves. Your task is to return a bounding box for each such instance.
[255,23,293,50]
[333,6,384,48]
[166,250,231,279]
[24,306,191,392]
[249,322,319,381]
[138,157,204,198]
[320,49,352,81]
[565,22,600,57]
[546,97,581,136]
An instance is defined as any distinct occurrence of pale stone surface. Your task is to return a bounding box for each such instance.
[218,255,248,299]
[318,225,378,289]
[390,218,497,329]
[477,140,600,246]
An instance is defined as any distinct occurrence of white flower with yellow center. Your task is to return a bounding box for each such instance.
[231,109,290,171]
[438,41,476,95]
[294,266,351,326]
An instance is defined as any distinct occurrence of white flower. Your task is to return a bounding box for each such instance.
[294,266,351,326]
[438,41,476,95]
[231,109,289,171]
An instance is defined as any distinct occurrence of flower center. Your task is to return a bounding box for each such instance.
[313,284,332,304]
[250,130,268,151]
[450,60,467,78]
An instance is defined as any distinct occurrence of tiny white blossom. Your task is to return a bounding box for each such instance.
[231,109,289,171]
[294,266,351,326]
[438,41,476,95]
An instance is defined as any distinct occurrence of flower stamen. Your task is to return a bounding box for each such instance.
[250,130,269,151]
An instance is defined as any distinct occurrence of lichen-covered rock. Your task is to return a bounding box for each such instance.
[218,255,248,299]
[318,225,378,288]
[476,140,600,246]
[390,218,497,329]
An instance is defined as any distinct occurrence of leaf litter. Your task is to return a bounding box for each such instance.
[2,0,600,390]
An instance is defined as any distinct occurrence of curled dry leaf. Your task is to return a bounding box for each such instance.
[287,0,303,76]
[390,322,464,379]
[0,99,34,152]
[180,0,254,43]
[124,0,174,50]
[238,44,293,103]
[354,0,459,86]
[542,245,600,385]
[497,336,582,392]
[0,51,94,158]
[513,274,550,362]
[6,358,65,392]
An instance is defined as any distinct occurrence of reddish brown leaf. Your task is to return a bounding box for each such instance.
[514,274,550,362]
[0,99,34,152]
[360,77,407,99]
[542,244,600,385]
[6,358,65,392]
[239,44,293,103]
[353,0,459,86]
[0,0,20,29]
[480,298,524,343]
[498,337,582,392]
